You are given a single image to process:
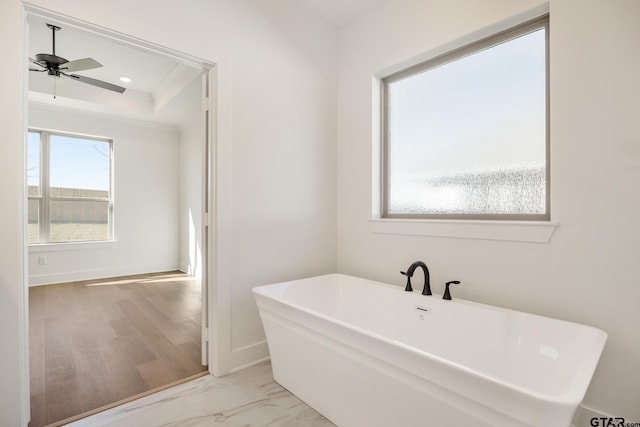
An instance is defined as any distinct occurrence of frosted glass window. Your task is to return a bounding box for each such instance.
[26,129,113,244]
[382,16,549,220]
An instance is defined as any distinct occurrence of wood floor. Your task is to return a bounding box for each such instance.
[29,271,207,427]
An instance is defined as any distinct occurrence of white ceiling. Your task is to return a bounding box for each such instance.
[293,0,384,27]
[26,1,383,126]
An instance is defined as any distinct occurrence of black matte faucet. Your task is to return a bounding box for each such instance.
[400,261,431,295]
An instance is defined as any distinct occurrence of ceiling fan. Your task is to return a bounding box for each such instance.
[29,23,126,94]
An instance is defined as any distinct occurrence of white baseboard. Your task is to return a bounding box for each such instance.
[179,261,190,274]
[229,356,271,375]
[28,263,180,286]
[572,404,616,427]
[229,340,270,373]
[178,260,201,278]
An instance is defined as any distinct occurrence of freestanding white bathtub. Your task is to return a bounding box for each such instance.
[253,274,607,427]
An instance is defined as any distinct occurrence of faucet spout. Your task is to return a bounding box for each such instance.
[401,261,431,295]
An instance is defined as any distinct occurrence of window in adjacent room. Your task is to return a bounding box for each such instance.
[27,129,113,244]
[381,15,549,220]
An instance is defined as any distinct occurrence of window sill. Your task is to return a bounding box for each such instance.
[369,218,557,243]
[29,240,117,252]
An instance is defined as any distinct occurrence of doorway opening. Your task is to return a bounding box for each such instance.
[23,6,214,426]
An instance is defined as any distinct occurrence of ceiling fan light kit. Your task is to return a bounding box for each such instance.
[29,23,126,95]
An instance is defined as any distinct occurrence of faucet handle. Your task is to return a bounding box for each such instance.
[443,280,460,300]
[400,271,413,292]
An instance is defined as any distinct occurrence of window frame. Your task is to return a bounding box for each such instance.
[28,128,114,245]
[380,15,550,221]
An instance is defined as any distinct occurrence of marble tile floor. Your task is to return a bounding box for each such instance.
[66,361,335,427]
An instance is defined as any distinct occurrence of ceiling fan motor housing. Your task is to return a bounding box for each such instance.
[35,53,68,66]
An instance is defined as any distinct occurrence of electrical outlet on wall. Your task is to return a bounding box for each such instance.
[38,256,47,265]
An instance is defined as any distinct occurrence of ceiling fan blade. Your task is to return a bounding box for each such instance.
[29,68,47,72]
[61,58,103,73]
[29,57,46,68]
[64,73,126,93]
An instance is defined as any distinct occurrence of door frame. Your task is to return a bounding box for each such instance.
[21,3,221,420]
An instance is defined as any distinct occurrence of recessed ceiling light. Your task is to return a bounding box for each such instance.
[119,76,132,83]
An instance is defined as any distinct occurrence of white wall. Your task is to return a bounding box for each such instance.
[9,0,337,385]
[0,0,29,423]
[226,2,338,355]
[337,0,640,422]
[179,111,204,278]
[27,105,181,285]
